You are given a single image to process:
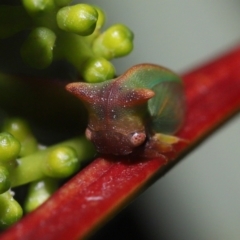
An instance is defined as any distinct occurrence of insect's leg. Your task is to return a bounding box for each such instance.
[140,133,188,159]
[152,133,187,149]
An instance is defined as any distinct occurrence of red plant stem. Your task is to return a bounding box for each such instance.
[1,45,240,240]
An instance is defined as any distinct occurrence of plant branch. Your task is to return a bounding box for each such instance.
[1,45,240,239]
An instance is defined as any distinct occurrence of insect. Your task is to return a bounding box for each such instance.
[66,64,185,158]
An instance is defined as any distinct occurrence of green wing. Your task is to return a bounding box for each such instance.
[120,64,185,134]
[148,81,184,134]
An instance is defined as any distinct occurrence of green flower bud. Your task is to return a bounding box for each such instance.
[92,24,134,59]
[81,57,115,83]
[2,118,32,142]
[56,4,98,36]
[0,191,23,229]
[93,5,105,30]
[0,132,21,163]
[22,0,55,16]
[43,146,80,178]
[24,178,58,213]
[54,0,72,7]
[0,166,11,194]
[82,6,106,46]
[19,136,38,157]
[2,118,38,157]
[0,5,31,39]
[21,27,56,69]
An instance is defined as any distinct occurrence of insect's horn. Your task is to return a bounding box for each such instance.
[65,82,96,104]
[120,88,155,107]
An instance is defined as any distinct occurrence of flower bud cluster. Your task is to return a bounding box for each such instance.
[0,2,134,82]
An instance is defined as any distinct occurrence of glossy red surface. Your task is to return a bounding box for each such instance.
[1,46,240,240]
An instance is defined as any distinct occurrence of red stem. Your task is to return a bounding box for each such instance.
[1,45,240,240]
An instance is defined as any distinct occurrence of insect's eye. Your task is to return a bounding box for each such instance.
[130,132,146,147]
[85,128,92,141]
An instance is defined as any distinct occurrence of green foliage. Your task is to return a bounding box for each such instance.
[24,178,58,213]
[0,0,134,229]
[0,191,23,229]
[0,132,21,163]
[0,2,134,82]
[0,117,95,228]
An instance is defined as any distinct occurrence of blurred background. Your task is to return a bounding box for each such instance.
[81,1,240,239]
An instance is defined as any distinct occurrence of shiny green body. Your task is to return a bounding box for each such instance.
[66,64,185,156]
[119,64,184,134]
